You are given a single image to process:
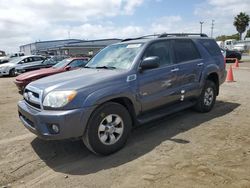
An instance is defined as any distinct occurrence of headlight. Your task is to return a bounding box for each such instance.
[0,66,8,70]
[43,90,77,108]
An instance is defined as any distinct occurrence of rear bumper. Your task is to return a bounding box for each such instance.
[220,70,227,85]
[18,100,96,140]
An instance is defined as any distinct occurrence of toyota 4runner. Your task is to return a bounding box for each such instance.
[18,33,226,155]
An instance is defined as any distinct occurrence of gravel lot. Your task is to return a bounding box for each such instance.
[0,62,250,188]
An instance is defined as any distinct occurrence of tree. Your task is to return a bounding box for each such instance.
[216,33,239,41]
[233,12,250,40]
[245,29,250,39]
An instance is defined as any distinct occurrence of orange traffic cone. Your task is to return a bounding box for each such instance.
[233,58,239,68]
[226,65,235,82]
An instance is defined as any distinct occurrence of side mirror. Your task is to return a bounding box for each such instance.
[140,56,160,71]
[64,66,71,71]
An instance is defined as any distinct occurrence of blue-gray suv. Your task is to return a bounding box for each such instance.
[18,33,226,155]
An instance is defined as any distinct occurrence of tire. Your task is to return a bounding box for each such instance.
[9,68,16,77]
[193,80,217,113]
[83,102,132,155]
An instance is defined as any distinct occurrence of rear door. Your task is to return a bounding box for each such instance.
[137,40,180,112]
[26,57,45,71]
[172,39,204,100]
[198,39,225,82]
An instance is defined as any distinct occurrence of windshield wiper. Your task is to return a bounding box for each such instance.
[95,66,116,69]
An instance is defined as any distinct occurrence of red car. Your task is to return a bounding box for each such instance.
[14,57,89,91]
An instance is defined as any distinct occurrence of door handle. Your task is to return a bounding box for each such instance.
[197,63,204,66]
[171,68,179,72]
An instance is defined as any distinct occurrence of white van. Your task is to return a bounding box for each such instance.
[9,52,25,58]
[224,39,236,50]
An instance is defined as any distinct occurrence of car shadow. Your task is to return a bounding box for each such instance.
[31,100,240,175]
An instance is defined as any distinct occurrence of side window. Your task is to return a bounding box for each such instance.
[143,41,172,67]
[173,39,201,63]
[69,59,88,68]
[28,57,34,62]
[33,57,43,61]
[23,58,29,63]
[199,39,222,56]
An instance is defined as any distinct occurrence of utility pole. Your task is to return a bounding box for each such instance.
[211,20,215,38]
[200,21,204,33]
[68,30,71,39]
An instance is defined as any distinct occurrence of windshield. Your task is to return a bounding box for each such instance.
[52,59,71,68]
[43,56,67,65]
[8,57,23,64]
[86,43,143,70]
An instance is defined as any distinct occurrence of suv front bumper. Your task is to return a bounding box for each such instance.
[18,100,95,140]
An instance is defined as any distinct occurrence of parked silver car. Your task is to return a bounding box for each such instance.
[0,55,45,76]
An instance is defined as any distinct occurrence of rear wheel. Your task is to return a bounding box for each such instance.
[83,102,132,155]
[193,80,216,113]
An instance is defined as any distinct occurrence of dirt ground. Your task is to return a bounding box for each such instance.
[0,62,250,188]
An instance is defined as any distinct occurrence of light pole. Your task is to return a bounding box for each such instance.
[211,20,215,38]
[68,30,71,39]
[200,21,204,34]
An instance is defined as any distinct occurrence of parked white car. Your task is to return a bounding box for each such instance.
[0,55,45,76]
[232,43,247,53]
[0,50,9,64]
[0,56,9,64]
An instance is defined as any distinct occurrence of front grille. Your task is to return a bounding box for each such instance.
[23,87,42,109]
[24,99,41,109]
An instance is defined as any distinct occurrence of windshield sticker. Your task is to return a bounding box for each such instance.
[126,44,142,48]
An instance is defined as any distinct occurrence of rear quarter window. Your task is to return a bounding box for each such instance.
[199,39,222,56]
[173,39,201,63]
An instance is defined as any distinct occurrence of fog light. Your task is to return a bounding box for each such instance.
[51,124,60,133]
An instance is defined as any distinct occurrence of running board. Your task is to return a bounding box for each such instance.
[137,101,195,125]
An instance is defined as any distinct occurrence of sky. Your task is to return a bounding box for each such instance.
[0,0,250,52]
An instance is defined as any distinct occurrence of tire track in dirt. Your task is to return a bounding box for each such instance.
[0,133,34,145]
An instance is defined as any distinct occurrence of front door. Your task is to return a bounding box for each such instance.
[137,40,180,112]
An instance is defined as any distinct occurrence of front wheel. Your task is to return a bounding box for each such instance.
[9,68,16,77]
[83,102,132,155]
[193,80,217,113]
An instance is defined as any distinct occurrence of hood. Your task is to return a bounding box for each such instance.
[29,68,127,92]
[0,62,15,67]
[16,67,61,81]
[0,56,9,60]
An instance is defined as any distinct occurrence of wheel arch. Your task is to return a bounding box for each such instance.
[206,72,219,95]
[98,97,137,127]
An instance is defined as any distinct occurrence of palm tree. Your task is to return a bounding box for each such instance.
[233,12,250,40]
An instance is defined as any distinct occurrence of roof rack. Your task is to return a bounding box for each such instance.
[121,33,208,42]
[121,34,159,42]
[158,33,208,38]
